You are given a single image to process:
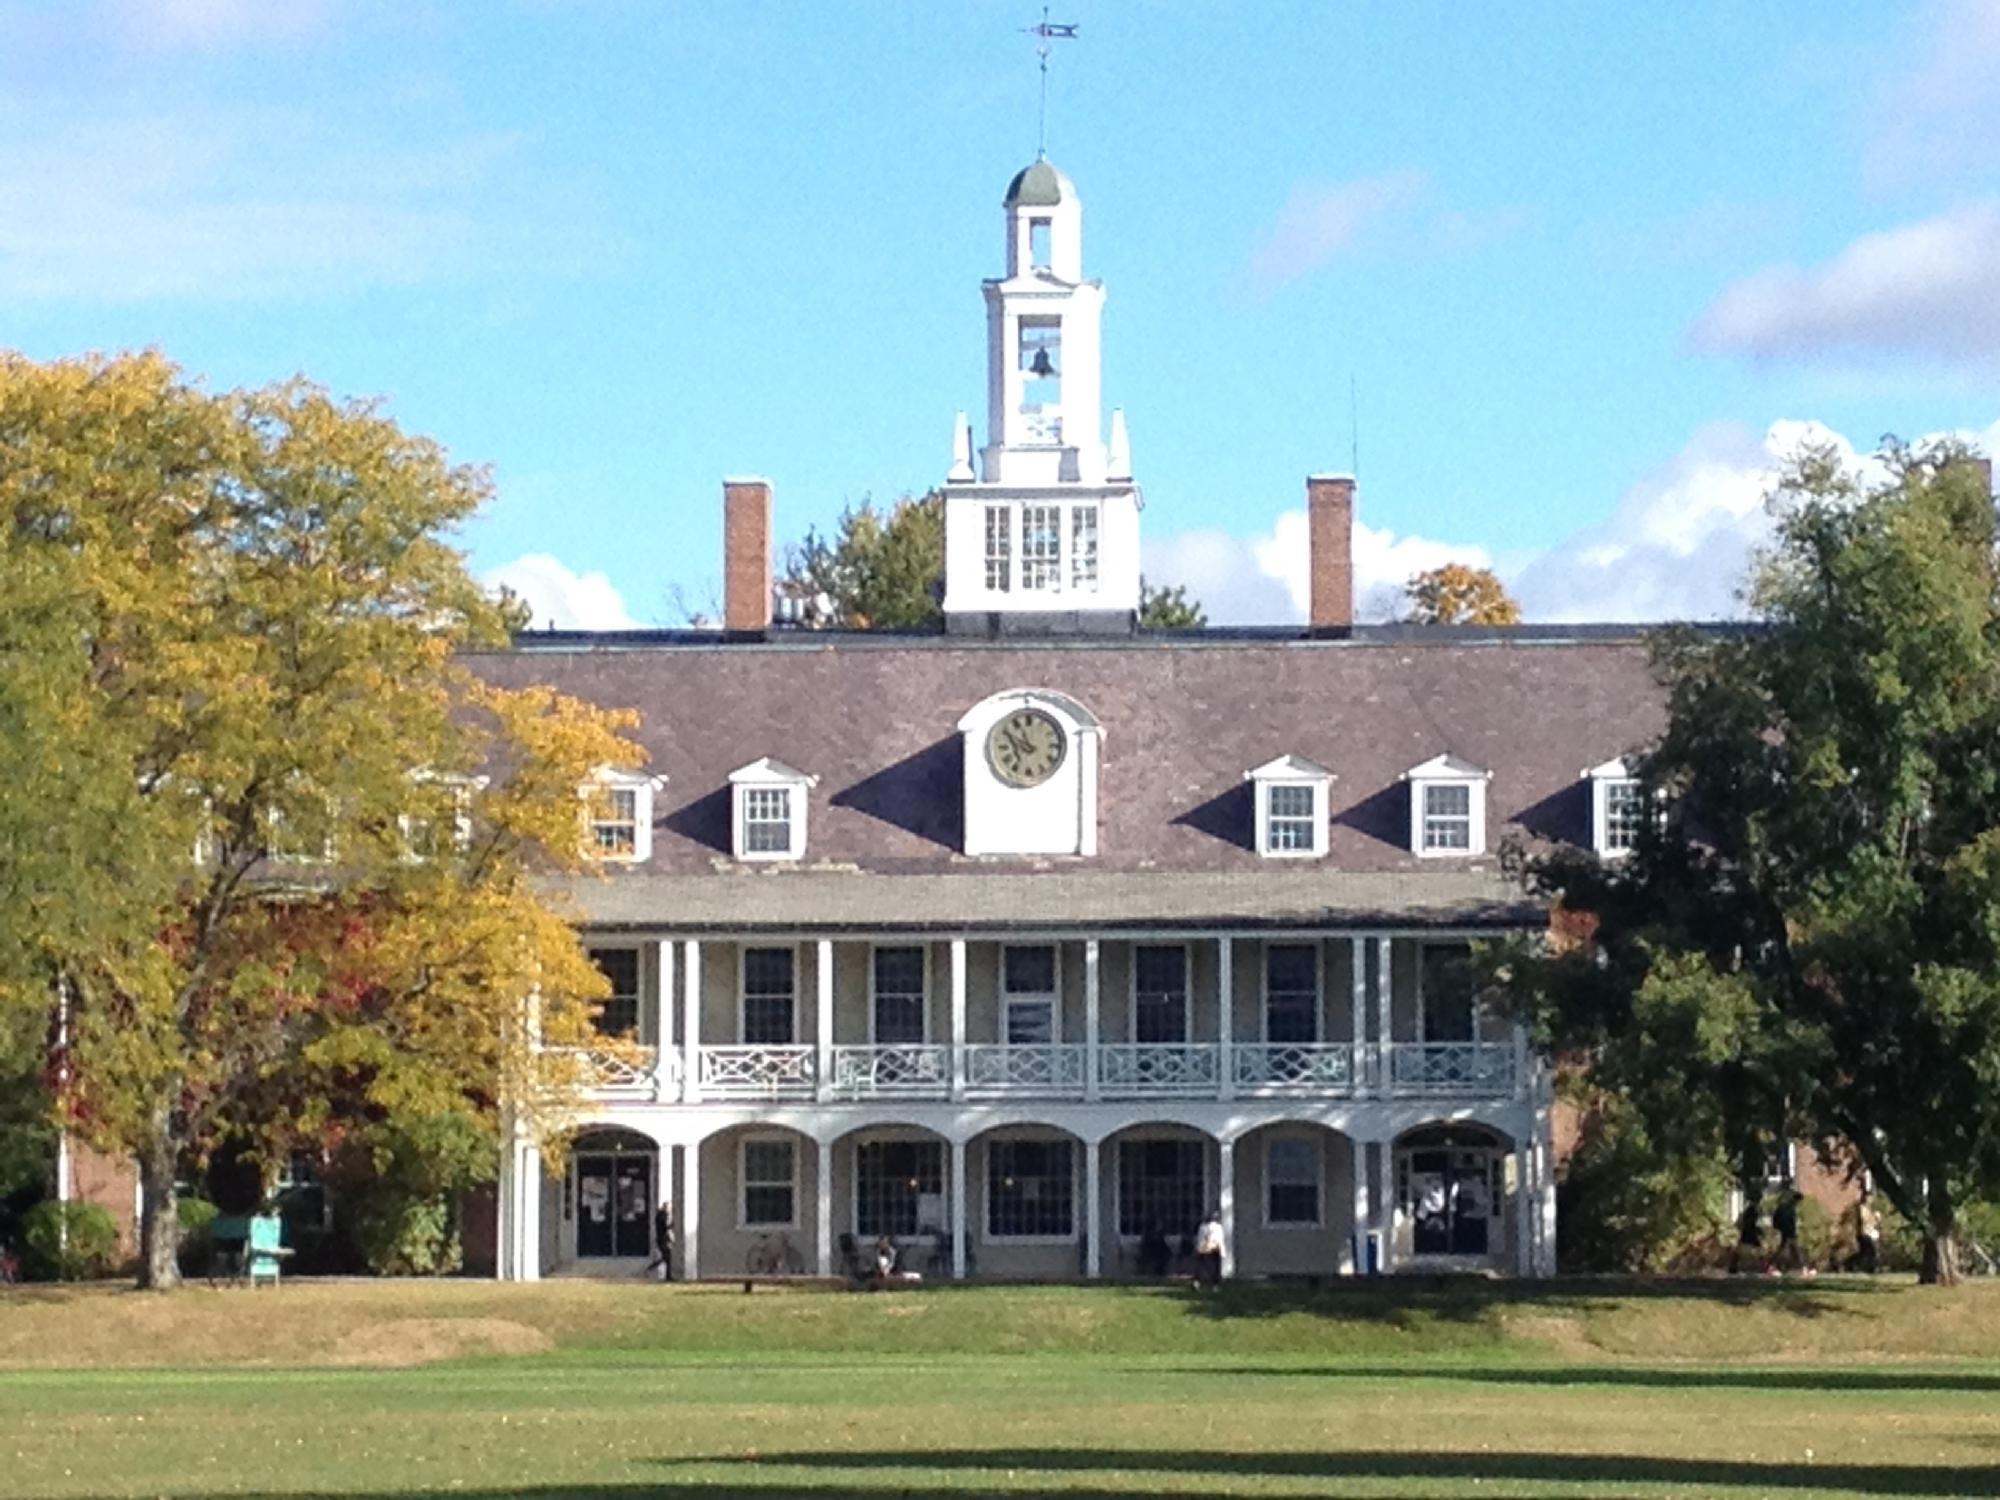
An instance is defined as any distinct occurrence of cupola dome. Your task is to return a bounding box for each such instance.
[1004,159,1072,208]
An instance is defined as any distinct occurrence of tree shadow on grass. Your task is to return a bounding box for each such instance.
[1151,1363,2000,1395]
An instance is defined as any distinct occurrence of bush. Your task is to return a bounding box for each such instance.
[175,1196,220,1276]
[1556,1102,1731,1273]
[350,1191,461,1276]
[19,1200,119,1281]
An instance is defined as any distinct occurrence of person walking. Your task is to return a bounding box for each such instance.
[648,1199,676,1282]
[1193,1208,1226,1289]
[1772,1186,1802,1274]
[1851,1188,1882,1274]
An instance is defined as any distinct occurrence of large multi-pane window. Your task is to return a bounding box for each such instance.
[1133,945,1188,1044]
[742,786,793,856]
[1420,943,1478,1042]
[1021,505,1062,591]
[1602,778,1644,855]
[1421,783,1473,852]
[854,1139,944,1237]
[984,504,1011,592]
[1118,1139,1205,1238]
[871,946,926,1044]
[589,947,640,1037]
[741,947,796,1044]
[589,785,639,857]
[1266,784,1317,853]
[1069,505,1099,591]
[1266,1138,1321,1226]
[741,1137,796,1228]
[1264,945,1318,1043]
[987,1139,1074,1238]
[1003,945,1058,1044]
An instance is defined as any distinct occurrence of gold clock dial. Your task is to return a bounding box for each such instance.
[987,708,1067,788]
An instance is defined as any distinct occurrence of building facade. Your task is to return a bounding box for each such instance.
[482,161,1666,1282]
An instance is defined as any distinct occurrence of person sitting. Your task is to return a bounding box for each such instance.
[1137,1221,1172,1278]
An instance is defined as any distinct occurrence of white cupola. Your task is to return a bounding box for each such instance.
[941,160,1142,630]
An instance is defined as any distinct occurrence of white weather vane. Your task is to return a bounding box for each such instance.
[1025,7,1078,160]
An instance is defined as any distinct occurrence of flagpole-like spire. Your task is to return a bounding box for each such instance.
[1025,8,1078,161]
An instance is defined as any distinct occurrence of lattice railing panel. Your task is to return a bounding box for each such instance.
[1097,1043,1220,1096]
[1388,1042,1515,1096]
[830,1044,951,1099]
[1233,1042,1358,1093]
[963,1043,1086,1096]
[698,1045,817,1097]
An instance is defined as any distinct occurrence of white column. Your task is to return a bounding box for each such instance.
[1537,1111,1559,1276]
[1512,1023,1530,1101]
[1374,936,1392,1092]
[1351,1135,1370,1276]
[949,939,967,1101]
[1084,1138,1102,1279]
[659,1140,676,1278]
[681,939,703,1103]
[1349,935,1367,1098]
[815,938,834,1103]
[1083,938,1101,1101]
[1515,1142,1534,1277]
[520,1142,543,1282]
[681,1139,701,1281]
[654,939,677,1098]
[1217,1137,1235,1278]
[1216,935,1235,1101]
[950,1136,968,1279]
[495,1134,516,1280]
[816,1135,834,1276]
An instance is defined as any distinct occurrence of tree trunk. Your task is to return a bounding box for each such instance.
[135,1124,181,1291]
[1918,1178,1961,1287]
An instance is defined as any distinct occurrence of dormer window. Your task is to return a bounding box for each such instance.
[1587,758,1644,857]
[583,767,661,864]
[728,758,816,861]
[1246,755,1334,858]
[1402,754,1492,857]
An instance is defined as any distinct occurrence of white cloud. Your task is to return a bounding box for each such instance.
[102,0,338,50]
[1247,171,1431,292]
[1865,0,2000,188]
[485,554,642,631]
[1690,202,2000,365]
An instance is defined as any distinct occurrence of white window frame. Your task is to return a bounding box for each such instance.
[399,772,483,862]
[1402,754,1491,858]
[983,503,1012,593]
[851,1133,946,1239]
[1586,758,1644,858]
[1260,941,1322,1044]
[737,943,800,1046]
[982,1134,1078,1245]
[1069,504,1099,592]
[264,777,336,865]
[868,943,929,1045]
[728,758,816,862]
[1113,1135,1208,1243]
[582,767,662,864]
[1019,503,1063,592]
[586,944,644,1039]
[1414,940,1483,1045]
[1264,1135,1324,1230]
[1246,756,1333,859]
[1001,942,1061,1046]
[1129,942,1191,1044]
[737,1133,800,1231]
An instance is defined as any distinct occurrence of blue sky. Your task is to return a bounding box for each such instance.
[5,1,1998,625]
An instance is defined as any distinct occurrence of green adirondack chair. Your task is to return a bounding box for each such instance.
[246,1213,291,1287]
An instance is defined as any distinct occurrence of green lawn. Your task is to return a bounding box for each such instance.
[3,1279,1998,1499]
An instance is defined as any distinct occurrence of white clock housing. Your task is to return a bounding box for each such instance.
[957,688,1102,857]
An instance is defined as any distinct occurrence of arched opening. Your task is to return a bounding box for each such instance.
[829,1123,954,1279]
[696,1123,816,1277]
[1232,1120,1359,1279]
[1099,1121,1221,1279]
[1391,1122,1516,1269]
[564,1126,659,1268]
[964,1123,1088,1280]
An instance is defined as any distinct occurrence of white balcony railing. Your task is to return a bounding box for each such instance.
[1233,1042,1358,1095]
[830,1044,951,1100]
[963,1043,1086,1097]
[1388,1041,1516,1096]
[698,1044,816,1099]
[553,1045,667,1097]
[1097,1043,1220,1097]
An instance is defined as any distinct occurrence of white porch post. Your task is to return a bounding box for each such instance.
[1351,1135,1370,1275]
[1217,1137,1235,1278]
[1515,1141,1534,1277]
[682,1139,702,1281]
[1536,1109,1559,1276]
[1083,938,1101,1101]
[495,1133,515,1280]
[816,1135,834,1276]
[1374,936,1392,1093]
[949,939,967,1101]
[1216,935,1235,1102]
[654,939,677,1098]
[519,1141,543,1282]
[1349,935,1367,1098]
[681,939,703,1103]
[660,1139,676,1277]
[950,1136,968,1279]
[815,938,834,1103]
[1084,1137,1102,1279]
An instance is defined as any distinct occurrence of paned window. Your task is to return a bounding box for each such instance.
[984,504,1011,592]
[1602,778,1644,855]
[1266,783,1317,853]
[1264,944,1318,1044]
[1420,943,1478,1042]
[741,947,796,1044]
[854,1139,944,1237]
[1021,505,1062,591]
[1118,1138,1205,1238]
[1267,1138,1321,1226]
[741,1137,796,1228]
[1003,944,1057,1044]
[589,947,640,1037]
[872,946,926,1045]
[1133,945,1188,1045]
[987,1139,1074,1238]
[1070,505,1099,590]
[742,786,793,855]
[1421,782,1473,852]
[590,785,639,857]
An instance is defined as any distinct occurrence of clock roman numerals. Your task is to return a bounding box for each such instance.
[986,708,1067,789]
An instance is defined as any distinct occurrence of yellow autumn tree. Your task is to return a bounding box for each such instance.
[0,353,642,1287]
[1404,563,1522,625]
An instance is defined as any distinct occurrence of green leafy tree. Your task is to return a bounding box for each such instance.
[1501,442,2000,1283]
[1139,578,1207,629]
[1405,563,1521,625]
[0,353,643,1288]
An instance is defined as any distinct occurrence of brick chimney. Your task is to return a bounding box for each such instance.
[722,477,772,633]
[1306,473,1355,632]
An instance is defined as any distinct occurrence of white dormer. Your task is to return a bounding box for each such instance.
[1585,757,1643,858]
[728,758,817,861]
[1401,754,1492,857]
[583,766,664,864]
[957,688,1102,857]
[1246,755,1334,858]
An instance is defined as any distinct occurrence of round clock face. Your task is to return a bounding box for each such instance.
[987,707,1067,788]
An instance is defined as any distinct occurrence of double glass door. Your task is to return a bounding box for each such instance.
[1406,1148,1493,1256]
[575,1153,653,1258]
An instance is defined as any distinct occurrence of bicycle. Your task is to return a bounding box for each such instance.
[746,1231,805,1276]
